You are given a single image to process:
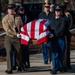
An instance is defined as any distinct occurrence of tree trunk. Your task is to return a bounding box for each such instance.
[49,0,56,4]
[44,0,49,3]
[9,0,14,4]
[8,0,22,4]
[15,0,21,3]
[0,0,1,20]
[70,0,75,10]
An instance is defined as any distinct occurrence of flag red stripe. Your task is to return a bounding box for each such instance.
[23,24,27,32]
[37,35,49,44]
[20,39,28,45]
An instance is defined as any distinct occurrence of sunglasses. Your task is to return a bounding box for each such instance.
[45,6,50,8]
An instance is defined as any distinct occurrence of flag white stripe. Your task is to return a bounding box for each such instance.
[21,27,24,32]
[20,33,29,41]
[35,19,43,39]
[38,31,49,40]
[27,22,31,38]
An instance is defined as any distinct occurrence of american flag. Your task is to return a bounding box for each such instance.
[20,19,50,45]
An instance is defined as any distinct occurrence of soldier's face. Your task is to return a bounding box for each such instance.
[50,7,54,12]
[44,7,50,12]
[8,8,14,15]
[55,11,61,16]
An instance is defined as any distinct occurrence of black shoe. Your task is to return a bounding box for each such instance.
[17,67,22,72]
[5,70,12,74]
[67,66,72,69]
[5,70,8,72]
[22,64,27,71]
[44,62,48,64]
[59,68,67,73]
[12,66,16,70]
[26,63,30,68]
[50,70,57,74]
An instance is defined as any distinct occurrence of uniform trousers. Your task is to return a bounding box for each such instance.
[21,44,30,66]
[51,37,65,71]
[65,31,71,68]
[4,35,22,71]
[12,49,16,68]
[42,42,51,63]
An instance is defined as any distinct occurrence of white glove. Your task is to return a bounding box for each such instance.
[17,34,21,38]
[49,34,54,38]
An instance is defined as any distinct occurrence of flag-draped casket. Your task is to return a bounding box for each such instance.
[20,19,51,45]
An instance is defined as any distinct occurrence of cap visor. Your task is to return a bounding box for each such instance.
[55,9,61,11]
[44,6,50,8]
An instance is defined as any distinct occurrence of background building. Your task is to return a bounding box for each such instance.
[0,0,75,20]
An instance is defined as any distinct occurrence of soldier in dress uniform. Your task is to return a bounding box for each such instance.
[50,5,66,74]
[39,3,54,64]
[50,4,55,13]
[39,3,53,20]
[2,4,23,74]
[60,2,72,70]
[19,7,30,70]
